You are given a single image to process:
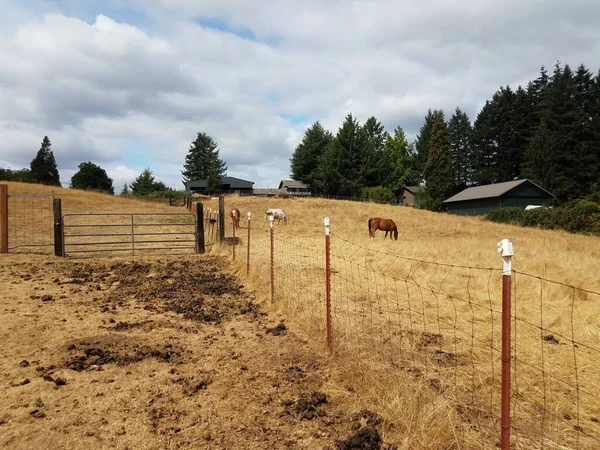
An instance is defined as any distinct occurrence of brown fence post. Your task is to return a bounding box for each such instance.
[247,211,251,274]
[269,215,274,303]
[53,198,64,257]
[498,239,514,450]
[196,202,205,254]
[232,209,236,261]
[218,195,225,243]
[324,217,332,349]
[0,184,7,253]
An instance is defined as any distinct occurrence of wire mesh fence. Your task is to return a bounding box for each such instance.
[222,211,600,449]
[6,193,54,254]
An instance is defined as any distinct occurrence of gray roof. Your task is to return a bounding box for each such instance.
[443,179,555,203]
[279,179,309,189]
[404,185,424,194]
[184,176,254,189]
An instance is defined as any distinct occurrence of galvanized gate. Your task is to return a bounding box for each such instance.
[61,212,199,257]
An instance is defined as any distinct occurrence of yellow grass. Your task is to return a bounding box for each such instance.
[216,194,600,449]
[4,182,600,448]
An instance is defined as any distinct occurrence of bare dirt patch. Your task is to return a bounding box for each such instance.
[0,254,395,449]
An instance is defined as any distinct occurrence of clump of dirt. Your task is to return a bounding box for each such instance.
[110,320,152,331]
[543,334,559,345]
[266,323,287,336]
[64,337,182,371]
[285,391,328,420]
[336,426,382,449]
[419,332,443,348]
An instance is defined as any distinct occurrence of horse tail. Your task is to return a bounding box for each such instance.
[393,229,398,240]
[368,218,372,234]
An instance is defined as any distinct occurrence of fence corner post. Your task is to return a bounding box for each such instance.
[196,202,205,254]
[269,215,274,303]
[324,217,332,350]
[247,211,251,274]
[0,184,7,254]
[498,238,514,450]
[53,198,64,257]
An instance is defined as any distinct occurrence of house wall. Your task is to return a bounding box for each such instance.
[402,190,417,206]
[501,183,553,208]
[446,198,502,216]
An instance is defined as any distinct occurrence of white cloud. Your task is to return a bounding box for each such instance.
[1,0,600,189]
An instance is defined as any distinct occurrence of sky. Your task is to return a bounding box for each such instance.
[1,0,599,191]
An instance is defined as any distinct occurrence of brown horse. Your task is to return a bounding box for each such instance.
[230,207,241,229]
[368,217,398,240]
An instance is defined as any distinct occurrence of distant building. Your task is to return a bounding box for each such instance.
[253,188,285,197]
[443,179,556,216]
[278,179,311,196]
[402,185,424,206]
[183,176,254,195]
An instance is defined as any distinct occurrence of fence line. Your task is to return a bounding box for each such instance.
[224,211,600,449]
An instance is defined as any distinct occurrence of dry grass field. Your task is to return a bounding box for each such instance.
[2,181,600,449]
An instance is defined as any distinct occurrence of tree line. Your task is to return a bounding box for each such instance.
[1,132,229,197]
[290,62,600,209]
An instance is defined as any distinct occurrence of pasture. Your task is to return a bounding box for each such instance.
[2,181,600,448]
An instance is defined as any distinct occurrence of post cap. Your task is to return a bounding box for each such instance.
[247,211,251,218]
[497,238,514,257]
[323,217,330,226]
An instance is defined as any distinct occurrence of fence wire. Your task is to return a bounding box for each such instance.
[222,213,600,449]
[7,194,54,253]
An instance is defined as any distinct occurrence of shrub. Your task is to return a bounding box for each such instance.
[486,207,524,225]
[361,186,397,204]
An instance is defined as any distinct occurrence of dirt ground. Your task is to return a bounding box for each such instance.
[0,254,394,450]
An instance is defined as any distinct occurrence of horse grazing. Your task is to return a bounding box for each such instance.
[368,217,398,240]
[230,207,241,229]
[265,208,287,225]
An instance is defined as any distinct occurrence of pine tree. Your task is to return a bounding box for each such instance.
[120,184,130,195]
[70,162,114,194]
[415,109,442,182]
[327,113,369,197]
[182,132,227,194]
[362,116,387,186]
[30,136,60,186]
[423,111,455,206]
[448,107,473,187]
[130,168,167,196]
[381,126,416,201]
[290,121,333,191]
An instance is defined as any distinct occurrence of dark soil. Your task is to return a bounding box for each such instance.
[336,426,382,449]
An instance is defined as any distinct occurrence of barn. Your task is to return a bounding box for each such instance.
[442,179,556,216]
[184,176,254,195]
[402,185,424,206]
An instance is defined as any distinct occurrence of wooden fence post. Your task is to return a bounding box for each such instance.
[53,198,64,257]
[0,184,7,254]
[196,202,205,254]
[218,195,225,243]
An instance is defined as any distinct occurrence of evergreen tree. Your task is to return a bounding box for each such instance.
[471,101,495,185]
[130,168,167,196]
[289,121,333,191]
[182,132,227,194]
[415,109,442,182]
[448,107,473,187]
[423,111,455,206]
[30,136,60,186]
[120,184,130,195]
[70,162,114,194]
[521,121,559,192]
[381,126,416,201]
[327,113,369,197]
[362,116,387,186]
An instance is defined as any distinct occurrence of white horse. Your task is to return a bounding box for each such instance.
[265,208,287,225]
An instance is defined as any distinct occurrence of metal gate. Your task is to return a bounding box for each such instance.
[62,212,199,257]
